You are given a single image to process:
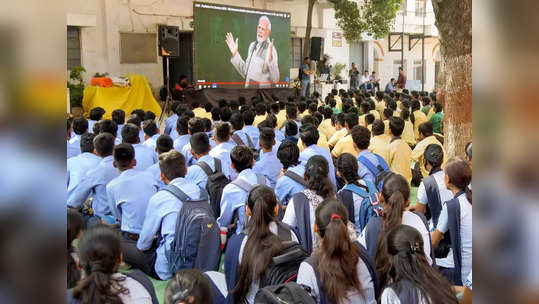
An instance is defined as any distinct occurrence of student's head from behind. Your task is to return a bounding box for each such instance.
[336,153,360,184]
[229,113,244,131]
[220,107,232,122]
[176,115,190,135]
[313,198,363,303]
[365,114,375,126]
[113,143,136,171]
[299,123,319,147]
[301,115,319,128]
[164,269,213,304]
[344,112,359,130]
[80,133,96,154]
[121,123,140,144]
[230,145,254,173]
[156,134,174,155]
[284,120,298,137]
[265,114,278,129]
[159,150,187,184]
[93,133,115,157]
[305,155,334,199]
[423,144,444,172]
[372,120,385,136]
[188,117,204,135]
[382,108,393,120]
[189,132,210,158]
[71,225,124,303]
[144,111,156,121]
[259,127,275,151]
[242,110,255,126]
[434,102,443,113]
[400,108,410,121]
[111,109,125,126]
[211,107,221,121]
[277,141,300,170]
[67,209,83,289]
[285,103,298,120]
[99,119,118,137]
[388,116,404,137]
[214,122,230,143]
[126,114,141,128]
[351,125,371,151]
[73,117,89,135]
[444,158,472,202]
[143,120,158,137]
[384,225,457,304]
[418,121,433,140]
[246,185,279,223]
[89,107,106,121]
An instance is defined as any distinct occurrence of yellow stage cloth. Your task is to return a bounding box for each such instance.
[82,74,161,120]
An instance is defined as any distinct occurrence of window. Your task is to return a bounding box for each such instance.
[290,38,303,69]
[67,26,81,70]
[415,0,426,17]
[413,60,426,81]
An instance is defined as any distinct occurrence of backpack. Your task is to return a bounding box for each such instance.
[357,153,391,191]
[196,159,230,219]
[231,132,254,148]
[337,180,383,234]
[162,184,221,273]
[284,170,307,187]
[255,282,317,304]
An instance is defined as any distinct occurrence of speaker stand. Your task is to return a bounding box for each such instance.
[159,56,173,125]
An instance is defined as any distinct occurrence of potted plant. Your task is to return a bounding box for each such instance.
[68,66,85,116]
[331,62,346,81]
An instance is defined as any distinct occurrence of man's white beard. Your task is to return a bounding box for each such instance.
[256,36,266,43]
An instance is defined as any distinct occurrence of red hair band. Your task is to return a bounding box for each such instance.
[330,214,341,220]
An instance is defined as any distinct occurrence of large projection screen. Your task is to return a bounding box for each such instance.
[194,2,291,89]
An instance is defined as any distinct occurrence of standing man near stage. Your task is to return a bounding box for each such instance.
[300,57,314,97]
[225,16,280,88]
[349,63,360,90]
[396,66,407,92]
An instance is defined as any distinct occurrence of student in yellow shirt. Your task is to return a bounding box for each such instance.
[318,107,336,140]
[400,108,417,147]
[331,112,359,158]
[307,102,318,116]
[328,113,347,148]
[411,99,428,140]
[375,92,386,116]
[368,120,391,164]
[297,101,308,119]
[298,115,330,151]
[358,102,370,126]
[272,102,287,130]
[382,108,393,135]
[411,121,445,178]
[365,113,375,129]
[253,102,268,126]
[387,116,413,183]
[388,99,401,117]
[332,89,343,110]
[192,101,211,120]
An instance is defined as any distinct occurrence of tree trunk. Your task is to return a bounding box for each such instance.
[432,0,472,158]
[303,0,316,58]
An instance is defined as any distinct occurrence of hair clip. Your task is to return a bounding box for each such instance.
[409,243,420,254]
[330,214,341,220]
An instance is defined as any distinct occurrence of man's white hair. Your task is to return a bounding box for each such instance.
[259,15,271,31]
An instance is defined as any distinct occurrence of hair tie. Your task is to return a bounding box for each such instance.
[409,243,420,254]
[89,262,107,273]
[330,214,341,220]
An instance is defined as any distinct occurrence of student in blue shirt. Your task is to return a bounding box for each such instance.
[147,134,174,190]
[242,110,259,148]
[210,122,236,180]
[265,113,285,142]
[186,132,231,187]
[67,133,100,203]
[121,123,156,170]
[67,117,88,158]
[298,123,337,188]
[252,128,282,188]
[142,120,160,151]
[275,141,306,206]
[126,114,145,144]
[98,119,120,143]
[173,115,191,152]
[218,145,269,235]
[164,101,180,136]
[230,113,254,148]
[130,150,202,280]
[106,143,157,238]
[67,133,119,224]
[280,104,302,137]
[111,109,125,143]
[201,117,216,148]
[282,120,298,144]
[88,107,105,133]
[351,125,388,184]
[181,117,205,166]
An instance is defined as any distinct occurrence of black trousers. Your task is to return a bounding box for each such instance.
[121,234,159,280]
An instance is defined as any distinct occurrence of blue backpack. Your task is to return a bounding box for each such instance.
[358,154,391,191]
[162,184,221,273]
[338,181,383,234]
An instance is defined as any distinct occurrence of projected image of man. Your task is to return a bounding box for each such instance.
[225,16,279,88]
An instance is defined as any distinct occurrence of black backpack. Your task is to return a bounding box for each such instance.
[162,184,221,273]
[260,223,309,287]
[255,282,317,304]
[196,159,230,219]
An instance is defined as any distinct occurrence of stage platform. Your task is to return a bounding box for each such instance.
[182,87,299,106]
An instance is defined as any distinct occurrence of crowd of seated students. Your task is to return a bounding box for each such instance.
[67,89,471,304]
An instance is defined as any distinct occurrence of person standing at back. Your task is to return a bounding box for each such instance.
[300,57,314,97]
[396,67,406,92]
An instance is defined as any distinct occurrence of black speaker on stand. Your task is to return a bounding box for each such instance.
[158,25,180,123]
[310,37,323,61]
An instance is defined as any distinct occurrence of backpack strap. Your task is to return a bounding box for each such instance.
[358,155,380,176]
[224,233,246,304]
[446,198,463,285]
[411,211,436,265]
[388,280,420,304]
[373,154,390,171]
[162,184,209,202]
[231,133,245,146]
[197,161,214,177]
[246,134,254,148]
[342,183,369,198]
[356,241,380,299]
[275,221,292,242]
[230,178,254,193]
[304,256,332,304]
[336,189,355,224]
[364,216,383,261]
[214,158,222,173]
[125,270,159,304]
[423,175,442,226]
[284,170,307,187]
[292,192,313,254]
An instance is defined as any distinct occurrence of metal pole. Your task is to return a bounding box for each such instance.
[421,1,426,91]
[401,10,404,67]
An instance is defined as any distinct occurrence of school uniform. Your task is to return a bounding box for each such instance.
[331,134,358,158]
[173,134,191,152]
[375,100,385,116]
[411,135,445,178]
[181,143,197,166]
[388,138,413,184]
[116,124,124,142]
[67,152,101,203]
[381,284,429,304]
[136,177,202,280]
[402,119,416,147]
[217,169,269,234]
[275,165,306,206]
[146,162,165,190]
[67,134,81,159]
[87,120,98,133]
[413,110,428,140]
[297,135,330,153]
[193,107,211,119]
[357,149,387,184]
[231,130,253,148]
[164,113,178,136]
[67,155,119,218]
[427,108,435,120]
[274,128,285,143]
[139,130,146,143]
[299,144,337,188]
[429,112,444,134]
[369,134,391,164]
[276,111,287,129]
[370,109,381,120]
[318,118,336,140]
[383,120,390,135]
[416,169,453,228]
[334,95,343,110]
[133,143,157,170]
[242,125,260,148]
[280,120,302,137]
[253,114,267,127]
[106,169,158,235]
[435,191,472,285]
[252,150,283,188]
[328,128,347,148]
[272,140,282,154]
[209,142,236,179]
[186,155,232,188]
[143,134,160,151]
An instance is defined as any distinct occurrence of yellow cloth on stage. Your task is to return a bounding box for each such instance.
[82,74,161,120]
